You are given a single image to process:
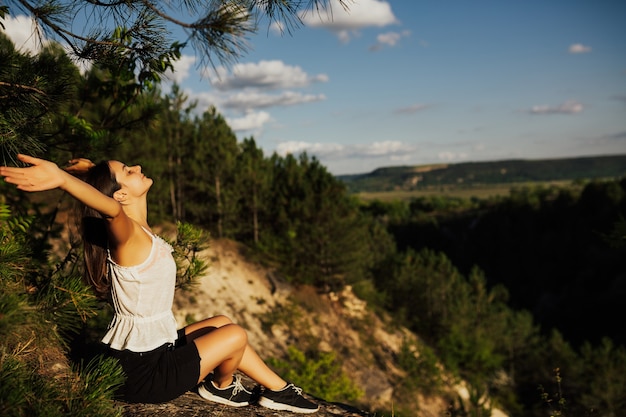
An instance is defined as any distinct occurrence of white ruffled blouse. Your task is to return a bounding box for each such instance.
[101,229,178,352]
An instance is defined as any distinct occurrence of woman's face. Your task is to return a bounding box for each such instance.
[108,160,153,198]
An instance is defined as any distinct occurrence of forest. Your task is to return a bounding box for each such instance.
[2,3,626,416]
[339,155,626,193]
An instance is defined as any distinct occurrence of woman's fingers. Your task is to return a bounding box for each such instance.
[0,167,27,185]
[17,154,42,165]
[65,158,95,173]
[1,155,64,192]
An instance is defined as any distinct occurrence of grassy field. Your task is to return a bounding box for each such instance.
[355,180,575,202]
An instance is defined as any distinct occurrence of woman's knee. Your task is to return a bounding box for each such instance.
[194,324,249,381]
[196,323,247,351]
[223,323,248,348]
[184,315,233,339]
[211,315,233,327]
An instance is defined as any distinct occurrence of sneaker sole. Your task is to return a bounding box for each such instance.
[197,385,250,407]
[258,396,319,414]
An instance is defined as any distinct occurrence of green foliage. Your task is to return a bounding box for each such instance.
[0,203,39,344]
[578,338,626,415]
[260,153,375,289]
[350,277,388,311]
[257,301,302,334]
[340,156,626,193]
[437,269,509,383]
[235,136,270,245]
[0,354,30,416]
[370,178,626,416]
[0,203,33,280]
[168,221,210,291]
[2,8,625,415]
[410,195,475,214]
[445,391,493,417]
[0,35,75,162]
[396,339,443,395]
[604,216,626,248]
[383,248,463,337]
[37,272,100,336]
[62,356,125,417]
[0,352,123,417]
[185,106,240,237]
[538,368,568,417]
[0,204,123,416]
[268,346,363,403]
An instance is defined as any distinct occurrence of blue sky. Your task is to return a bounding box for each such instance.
[4,1,626,175]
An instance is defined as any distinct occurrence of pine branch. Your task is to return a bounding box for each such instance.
[0,80,46,96]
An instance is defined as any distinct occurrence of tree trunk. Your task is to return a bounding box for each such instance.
[253,185,259,244]
[215,175,223,238]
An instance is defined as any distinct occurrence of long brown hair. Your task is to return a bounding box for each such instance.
[80,161,120,299]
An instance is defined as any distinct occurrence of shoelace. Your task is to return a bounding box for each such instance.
[230,374,247,397]
[287,383,303,396]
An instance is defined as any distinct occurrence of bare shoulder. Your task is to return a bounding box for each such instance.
[109,221,154,267]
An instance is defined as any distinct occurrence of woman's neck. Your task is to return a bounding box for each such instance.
[123,203,149,230]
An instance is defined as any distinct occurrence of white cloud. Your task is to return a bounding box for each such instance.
[2,14,93,73]
[602,131,626,141]
[165,54,196,84]
[611,94,626,104]
[221,90,326,111]
[529,100,584,115]
[300,0,398,42]
[355,140,413,157]
[2,14,44,53]
[209,60,328,91]
[185,89,220,111]
[438,151,469,161]
[226,111,272,132]
[389,154,413,162]
[276,141,345,156]
[300,140,506,175]
[377,30,408,46]
[394,103,430,114]
[568,43,592,54]
[370,30,411,51]
[186,58,329,118]
[275,140,415,159]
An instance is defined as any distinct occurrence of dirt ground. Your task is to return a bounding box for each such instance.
[119,389,371,417]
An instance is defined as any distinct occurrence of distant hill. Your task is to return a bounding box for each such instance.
[337,155,626,193]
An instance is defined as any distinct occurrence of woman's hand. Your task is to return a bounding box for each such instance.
[0,154,67,192]
[64,158,96,175]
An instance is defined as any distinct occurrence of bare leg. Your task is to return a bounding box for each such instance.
[184,316,286,390]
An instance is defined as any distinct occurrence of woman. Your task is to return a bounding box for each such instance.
[0,154,318,413]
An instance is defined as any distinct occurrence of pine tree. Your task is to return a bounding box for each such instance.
[0,34,78,163]
[185,106,239,236]
[4,1,351,90]
[0,202,125,416]
[260,152,374,288]
[114,85,198,223]
[236,136,269,244]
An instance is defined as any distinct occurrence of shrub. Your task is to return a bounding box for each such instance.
[268,346,363,403]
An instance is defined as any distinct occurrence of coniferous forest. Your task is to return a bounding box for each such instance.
[1,3,626,416]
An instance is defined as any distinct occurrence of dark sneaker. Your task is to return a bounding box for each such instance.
[198,374,252,407]
[258,383,319,413]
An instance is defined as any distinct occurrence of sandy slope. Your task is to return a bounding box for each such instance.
[165,238,508,417]
[169,238,448,415]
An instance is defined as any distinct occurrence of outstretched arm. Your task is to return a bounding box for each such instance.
[1,154,122,220]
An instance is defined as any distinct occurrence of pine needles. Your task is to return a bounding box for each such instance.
[0,203,124,416]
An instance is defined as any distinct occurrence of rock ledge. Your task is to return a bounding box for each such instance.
[119,390,371,417]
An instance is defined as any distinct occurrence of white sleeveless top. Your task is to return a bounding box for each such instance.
[101,228,178,352]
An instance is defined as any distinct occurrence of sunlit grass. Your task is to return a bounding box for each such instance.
[356,180,573,202]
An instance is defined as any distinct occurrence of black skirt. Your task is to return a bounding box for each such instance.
[108,330,201,403]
